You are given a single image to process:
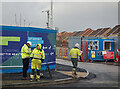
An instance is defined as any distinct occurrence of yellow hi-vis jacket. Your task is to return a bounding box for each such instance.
[21,44,31,59]
[69,47,81,58]
[30,44,45,60]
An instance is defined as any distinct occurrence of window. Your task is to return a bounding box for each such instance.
[95,46,98,50]
[97,51,102,56]
[95,41,99,50]
[95,41,98,45]
[104,41,111,50]
[90,41,93,45]
[88,41,93,50]
[90,46,93,50]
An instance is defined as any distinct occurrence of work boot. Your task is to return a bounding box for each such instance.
[36,75,40,82]
[40,73,43,77]
[72,68,77,78]
[74,70,78,78]
[30,75,34,82]
[30,79,33,82]
[36,78,40,82]
[72,68,75,78]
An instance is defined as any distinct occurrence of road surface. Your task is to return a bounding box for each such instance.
[51,59,119,87]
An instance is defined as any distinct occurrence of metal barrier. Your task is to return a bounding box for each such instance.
[114,49,120,62]
[56,47,68,59]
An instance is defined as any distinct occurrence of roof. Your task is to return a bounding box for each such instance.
[64,32,77,40]
[106,25,120,36]
[96,28,111,37]
[73,31,83,37]
[83,28,94,36]
[78,28,94,37]
[90,28,102,37]
[112,26,120,34]
[97,28,109,35]
[57,25,120,45]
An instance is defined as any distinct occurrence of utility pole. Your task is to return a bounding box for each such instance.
[24,19,26,27]
[15,13,17,26]
[28,22,32,27]
[42,10,50,28]
[20,13,21,26]
[47,10,50,28]
[42,0,53,28]
[50,0,53,28]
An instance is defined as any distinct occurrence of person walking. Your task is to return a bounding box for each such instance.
[69,43,81,78]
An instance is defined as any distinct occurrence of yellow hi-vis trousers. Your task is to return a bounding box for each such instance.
[31,59,42,70]
[30,59,41,79]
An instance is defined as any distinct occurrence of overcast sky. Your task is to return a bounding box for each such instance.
[1,1,119,32]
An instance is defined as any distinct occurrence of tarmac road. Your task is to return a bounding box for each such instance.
[2,59,119,89]
[49,59,119,88]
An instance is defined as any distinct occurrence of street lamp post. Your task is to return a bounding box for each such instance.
[42,10,50,28]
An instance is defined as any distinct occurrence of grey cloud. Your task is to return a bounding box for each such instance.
[2,2,118,32]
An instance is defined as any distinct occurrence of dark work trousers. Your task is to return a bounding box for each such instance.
[71,58,78,68]
[22,58,29,78]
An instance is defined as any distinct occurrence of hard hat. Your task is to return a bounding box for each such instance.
[75,43,79,48]
[27,41,32,45]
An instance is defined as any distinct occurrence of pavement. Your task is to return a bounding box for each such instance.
[3,58,118,88]
[2,62,94,88]
[52,59,119,88]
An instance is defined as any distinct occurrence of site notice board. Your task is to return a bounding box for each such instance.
[0,25,57,73]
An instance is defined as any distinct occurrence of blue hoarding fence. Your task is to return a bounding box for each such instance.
[0,25,57,73]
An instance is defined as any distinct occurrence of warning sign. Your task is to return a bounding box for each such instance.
[103,52,114,59]
[91,51,95,58]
